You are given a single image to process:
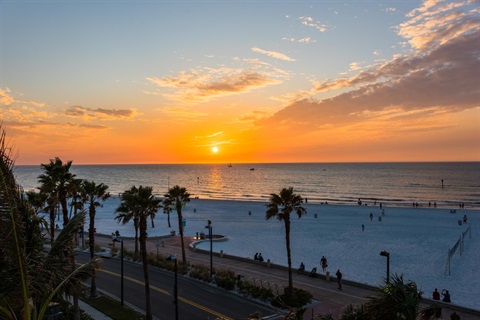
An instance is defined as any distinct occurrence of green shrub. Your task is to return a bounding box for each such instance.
[214,269,237,290]
[237,280,274,302]
[189,263,212,282]
[272,287,313,309]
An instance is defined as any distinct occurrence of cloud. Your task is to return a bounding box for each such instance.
[1,88,45,108]
[0,88,15,106]
[251,47,296,62]
[399,0,477,51]
[299,16,328,32]
[238,110,270,122]
[66,122,108,129]
[349,62,362,71]
[194,131,223,140]
[257,1,480,132]
[298,37,316,44]
[65,106,137,120]
[147,63,284,102]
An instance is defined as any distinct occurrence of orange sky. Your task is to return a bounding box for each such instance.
[1,1,479,165]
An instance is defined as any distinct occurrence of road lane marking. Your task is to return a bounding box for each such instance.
[99,268,233,320]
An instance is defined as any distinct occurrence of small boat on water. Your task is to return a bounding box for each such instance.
[227,163,232,167]
[250,168,254,171]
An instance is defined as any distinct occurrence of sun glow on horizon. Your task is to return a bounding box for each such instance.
[212,146,219,153]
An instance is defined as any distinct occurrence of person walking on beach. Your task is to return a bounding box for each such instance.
[432,288,440,300]
[258,253,264,262]
[254,252,258,260]
[336,269,342,290]
[320,256,328,272]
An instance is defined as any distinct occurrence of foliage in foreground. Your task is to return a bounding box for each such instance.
[316,274,446,320]
[0,127,98,320]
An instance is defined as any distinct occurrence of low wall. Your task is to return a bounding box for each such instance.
[189,244,480,317]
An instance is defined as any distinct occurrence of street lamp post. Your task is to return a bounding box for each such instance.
[380,250,390,284]
[167,254,178,320]
[121,238,124,305]
[205,220,213,279]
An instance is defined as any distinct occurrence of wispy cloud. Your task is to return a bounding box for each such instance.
[251,47,296,62]
[65,106,138,120]
[66,122,108,129]
[299,16,328,32]
[258,0,480,132]
[399,0,476,51]
[0,88,15,106]
[147,61,285,103]
[1,87,46,108]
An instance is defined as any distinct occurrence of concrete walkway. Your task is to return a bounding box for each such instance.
[91,234,480,320]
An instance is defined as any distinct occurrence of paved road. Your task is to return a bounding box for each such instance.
[76,251,281,319]
[91,234,480,320]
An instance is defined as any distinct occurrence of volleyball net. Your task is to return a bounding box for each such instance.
[444,224,472,277]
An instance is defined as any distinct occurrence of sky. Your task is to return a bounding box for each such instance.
[1,0,479,165]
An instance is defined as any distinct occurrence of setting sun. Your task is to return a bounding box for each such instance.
[212,146,219,153]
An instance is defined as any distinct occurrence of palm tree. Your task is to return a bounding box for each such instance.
[38,157,75,226]
[37,168,59,244]
[163,185,190,264]
[82,179,110,298]
[0,126,97,320]
[364,274,422,320]
[163,197,173,228]
[115,187,141,254]
[116,185,162,320]
[66,178,85,246]
[266,187,306,298]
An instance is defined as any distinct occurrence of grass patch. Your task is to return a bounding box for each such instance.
[80,291,145,320]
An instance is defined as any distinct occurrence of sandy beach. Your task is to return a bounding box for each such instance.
[85,197,480,311]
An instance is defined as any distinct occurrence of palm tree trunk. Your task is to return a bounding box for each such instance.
[140,217,152,320]
[177,210,186,264]
[60,195,69,226]
[49,207,55,244]
[285,218,293,294]
[89,204,97,297]
[167,213,171,228]
[134,222,139,255]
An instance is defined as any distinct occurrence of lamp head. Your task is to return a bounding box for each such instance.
[380,250,390,257]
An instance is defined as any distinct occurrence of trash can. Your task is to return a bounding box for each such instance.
[326,271,330,281]
[267,259,271,268]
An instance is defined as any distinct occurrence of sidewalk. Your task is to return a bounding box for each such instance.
[93,234,480,320]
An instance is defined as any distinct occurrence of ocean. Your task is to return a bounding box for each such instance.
[12,162,480,209]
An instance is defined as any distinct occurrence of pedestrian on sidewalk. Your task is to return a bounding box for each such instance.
[320,256,327,272]
[336,269,342,290]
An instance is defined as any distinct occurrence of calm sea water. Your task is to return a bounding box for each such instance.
[12,162,480,209]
